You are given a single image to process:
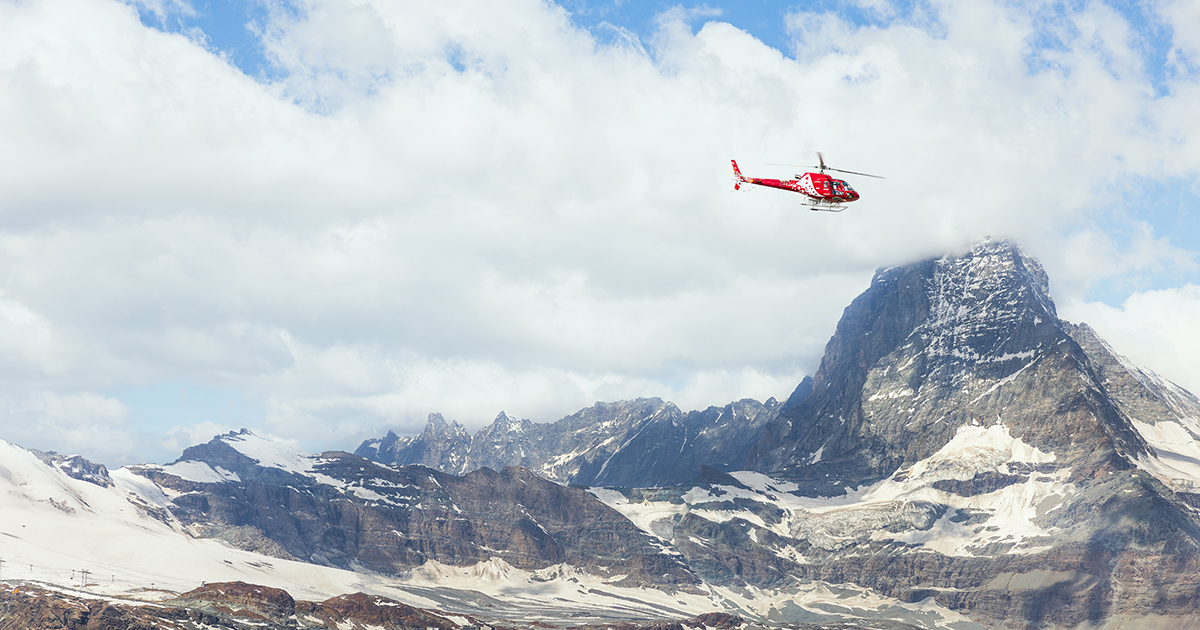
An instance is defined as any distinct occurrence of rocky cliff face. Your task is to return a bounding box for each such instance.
[357,398,782,488]
[1063,322,1200,506]
[132,430,697,589]
[358,413,473,474]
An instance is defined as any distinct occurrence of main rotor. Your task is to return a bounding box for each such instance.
[769,152,885,179]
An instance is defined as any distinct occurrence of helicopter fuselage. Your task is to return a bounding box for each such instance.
[740,171,859,203]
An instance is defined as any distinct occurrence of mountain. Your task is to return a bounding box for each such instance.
[747,238,1147,488]
[345,238,1200,627]
[0,432,969,629]
[356,397,783,487]
[10,238,1200,629]
[131,429,697,588]
[585,239,1200,628]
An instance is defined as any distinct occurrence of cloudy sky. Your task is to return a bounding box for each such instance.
[0,0,1198,466]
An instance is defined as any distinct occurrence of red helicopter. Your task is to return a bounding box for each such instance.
[731,152,883,212]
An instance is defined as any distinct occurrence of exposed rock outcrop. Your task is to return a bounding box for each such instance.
[294,592,458,630]
[137,441,699,588]
[31,451,113,488]
[168,581,295,625]
[0,582,465,630]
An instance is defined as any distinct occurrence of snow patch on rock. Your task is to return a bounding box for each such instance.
[1133,418,1200,491]
[157,460,241,484]
[905,422,1056,486]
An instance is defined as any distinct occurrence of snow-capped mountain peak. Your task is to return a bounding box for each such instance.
[217,429,317,474]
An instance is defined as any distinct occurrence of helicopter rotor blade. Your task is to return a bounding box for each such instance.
[766,155,885,179]
[825,167,885,179]
[767,162,828,171]
[766,163,886,179]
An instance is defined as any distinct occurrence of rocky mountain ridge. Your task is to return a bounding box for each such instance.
[30,450,114,488]
[130,429,697,588]
[356,396,785,488]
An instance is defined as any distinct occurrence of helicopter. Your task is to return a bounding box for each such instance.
[731,152,883,212]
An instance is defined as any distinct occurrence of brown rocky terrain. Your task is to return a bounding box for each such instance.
[295,592,460,630]
[167,581,297,625]
[2,583,923,630]
[0,583,200,630]
[0,581,471,629]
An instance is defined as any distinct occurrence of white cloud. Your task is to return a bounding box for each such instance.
[1040,222,1197,301]
[1061,285,1200,396]
[0,0,1198,464]
[255,350,809,454]
[0,293,66,377]
[0,391,134,461]
[1160,0,1200,75]
[160,421,235,459]
[123,0,194,23]
[846,0,897,21]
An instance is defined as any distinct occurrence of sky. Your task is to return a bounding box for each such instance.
[0,0,1198,466]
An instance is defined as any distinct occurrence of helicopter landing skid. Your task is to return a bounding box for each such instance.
[806,203,847,213]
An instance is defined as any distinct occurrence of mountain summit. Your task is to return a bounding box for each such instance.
[749,238,1148,490]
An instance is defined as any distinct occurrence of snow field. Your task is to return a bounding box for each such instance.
[1133,419,1200,491]
[592,423,1070,563]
